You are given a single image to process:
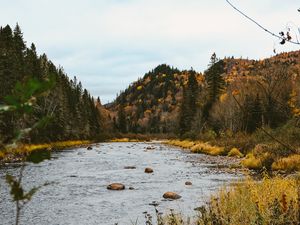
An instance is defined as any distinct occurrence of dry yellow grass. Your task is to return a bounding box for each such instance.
[110,138,140,142]
[242,153,262,170]
[191,142,225,156]
[227,147,244,158]
[197,176,300,225]
[165,140,225,156]
[160,176,300,224]
[165,140,195,149]
[0,140,91,161]
[272,154,300,172]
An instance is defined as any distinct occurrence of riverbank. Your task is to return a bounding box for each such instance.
[0,140,91,163]
[164,139,300,173]
[158,175,300,225]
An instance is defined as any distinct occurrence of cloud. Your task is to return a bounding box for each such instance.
[1,0,299,103]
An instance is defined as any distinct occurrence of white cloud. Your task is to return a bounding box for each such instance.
[1,0,299,103]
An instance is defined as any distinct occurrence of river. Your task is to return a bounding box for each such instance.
[0,142,242,225]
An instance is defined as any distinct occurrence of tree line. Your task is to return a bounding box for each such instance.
[0,24,103,144]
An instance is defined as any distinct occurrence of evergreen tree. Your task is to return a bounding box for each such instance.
[178,71,199,136]
[117,103,127,133]
[0,24,104,143]
[203,53,225,120]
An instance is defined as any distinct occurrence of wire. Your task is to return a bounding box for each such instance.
[225,0,300,45]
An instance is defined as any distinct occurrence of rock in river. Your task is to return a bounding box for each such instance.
[124,166,136,169]
[87,146,93,150]
[185,181,192,185]
[145,167,153,173]
[107,183,125,190]
[163,192,181,200]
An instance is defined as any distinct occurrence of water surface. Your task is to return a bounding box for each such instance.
[0,142,241,225]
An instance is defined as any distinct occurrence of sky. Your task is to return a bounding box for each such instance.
[1,0,300,103]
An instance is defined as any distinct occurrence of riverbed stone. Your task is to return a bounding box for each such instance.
[163,192,181,200]
[107,183,125,190]
[185,181,192,185]
[145,167,153,173]
[87,146,93,150]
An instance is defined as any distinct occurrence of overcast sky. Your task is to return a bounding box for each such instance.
[1,0,299,103]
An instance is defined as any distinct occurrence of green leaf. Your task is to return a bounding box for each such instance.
[5,174,24,201]
[26,150,51,164]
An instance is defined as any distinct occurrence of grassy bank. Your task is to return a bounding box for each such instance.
[165,139,300,172]
[157,176,300,225]
[0,140,91,162]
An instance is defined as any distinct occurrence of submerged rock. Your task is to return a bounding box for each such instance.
[163,192,181,200]
[129,187,135,190]
[149,201,159,207]
[124,166,136,169]
[107,183,125,190]
[145,167,153,173]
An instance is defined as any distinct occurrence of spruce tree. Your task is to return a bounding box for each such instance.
[203,53,225,120]
[178,71,199,136]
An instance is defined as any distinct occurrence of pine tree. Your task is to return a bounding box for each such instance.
[203,53,225,120]
[178,71,199,136]
[118,103,127,133]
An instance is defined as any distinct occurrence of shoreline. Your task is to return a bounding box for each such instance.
[0,140,92,164]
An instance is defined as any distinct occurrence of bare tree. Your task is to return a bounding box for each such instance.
[225,0,300,45]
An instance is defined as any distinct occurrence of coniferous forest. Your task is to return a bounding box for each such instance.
[0,25,103,145]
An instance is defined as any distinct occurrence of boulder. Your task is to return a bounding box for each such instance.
[129,187,135,190]
[163,192,181,200]
[107,183,125,190]
[145,167,153,173]
[87,146,93,150]
[185,181,192,185]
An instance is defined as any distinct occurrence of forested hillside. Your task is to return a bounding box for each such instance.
[107,64,203,134]
[0,24,103,144]
[109,52,300,138]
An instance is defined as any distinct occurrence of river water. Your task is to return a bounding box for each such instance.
[0,142,242,225]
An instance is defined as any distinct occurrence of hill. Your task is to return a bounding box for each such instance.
[107,51,300,136]
[107,64,204,134]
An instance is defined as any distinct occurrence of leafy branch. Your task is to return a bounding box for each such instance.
[1,77,55,225]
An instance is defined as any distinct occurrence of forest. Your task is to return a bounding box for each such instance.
[0,24,103,146]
